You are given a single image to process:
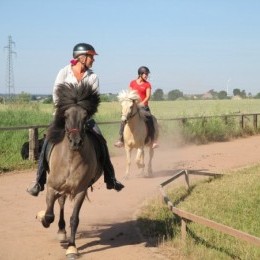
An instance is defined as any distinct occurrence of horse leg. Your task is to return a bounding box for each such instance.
[147,146,154,177]
[135,148,145,177]
[66,190,86,258]
[57,195,67,242]
[36,187,58,228]
[136,148,145,169]
[124,146,132,179]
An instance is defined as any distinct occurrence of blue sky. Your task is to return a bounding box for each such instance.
[1,0,260,95]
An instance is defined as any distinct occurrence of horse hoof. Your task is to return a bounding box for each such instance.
[66,246,78,259]
[36,210,45,221]
[57,231,67,242]
[137,163,145,169]
[36,210,51,228]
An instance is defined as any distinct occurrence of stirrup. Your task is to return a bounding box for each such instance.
[26,182,42,196]
[152,143,159,149]
[114,141,124,148]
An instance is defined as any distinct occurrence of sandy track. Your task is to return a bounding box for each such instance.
[1,135,260,259]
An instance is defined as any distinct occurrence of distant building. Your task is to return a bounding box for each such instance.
[202,92,213,99]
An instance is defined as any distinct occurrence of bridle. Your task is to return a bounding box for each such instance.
[67,128,80,134]
[124,100,139,121]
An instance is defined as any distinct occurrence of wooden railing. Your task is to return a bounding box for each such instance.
[157,113,260,129]
[0,113,259,161]
[159,170,260,247]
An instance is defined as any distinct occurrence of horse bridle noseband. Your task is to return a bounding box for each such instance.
[67,128,80,134]
[124,100,140,121]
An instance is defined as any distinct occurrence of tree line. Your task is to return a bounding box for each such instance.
[152,88,260,101]
[1,88,260,103]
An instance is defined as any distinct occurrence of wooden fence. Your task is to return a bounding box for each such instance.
[159,170,260,247]
[158,113,260,130]
[0,113,260,161]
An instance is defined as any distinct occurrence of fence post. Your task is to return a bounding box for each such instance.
[253,114,258,130]
[181,218,187,242]
[184,170,190,189]
[224,116,228,125]
[241,115,244,129]
[28,128,39,161]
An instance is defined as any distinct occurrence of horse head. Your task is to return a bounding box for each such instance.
[65,106,87,151]
[118,90,141,121]
[46,82,100,147]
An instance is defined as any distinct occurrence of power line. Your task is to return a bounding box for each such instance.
[4,35,16,99]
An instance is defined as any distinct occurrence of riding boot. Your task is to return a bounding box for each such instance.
[86,119,125,191]
[114,121,125,148]
[143,106,156,142]
[102,142,124,191]
[27,139,49,196]
[146,115,155,141]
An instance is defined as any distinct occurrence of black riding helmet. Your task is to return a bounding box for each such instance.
[73,43,98,58]
[138,66,150,76]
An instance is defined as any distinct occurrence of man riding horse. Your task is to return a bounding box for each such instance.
[27,43,124,196]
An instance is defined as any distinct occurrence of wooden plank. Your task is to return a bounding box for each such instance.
[160,170,185,187]
[159,185,260,247]
[188,170,223,177]
[0,125,48,131]
[171,207,260,247]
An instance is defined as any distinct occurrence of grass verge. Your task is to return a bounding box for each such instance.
[137,166,260,259]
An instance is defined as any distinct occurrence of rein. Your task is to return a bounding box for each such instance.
[126,100,140,120]
[67,128,80,134]
[128,109,139,119]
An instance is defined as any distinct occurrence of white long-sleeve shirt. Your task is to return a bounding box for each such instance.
[52,64,99,106]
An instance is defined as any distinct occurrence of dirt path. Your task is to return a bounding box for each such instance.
[1,135,260,260]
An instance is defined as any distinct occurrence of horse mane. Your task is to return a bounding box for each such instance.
[47,82,100,144]
[117,89,140,103]
[117,89,150,120]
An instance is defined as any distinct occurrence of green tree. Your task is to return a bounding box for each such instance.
[254,93,260,99]
[233,88,241,96]
[240,89,247,98]
[218,90,227,100]
[152,88,164,101]
[168,89,183,100]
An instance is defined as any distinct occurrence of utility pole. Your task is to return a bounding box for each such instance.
[4,35,16,99]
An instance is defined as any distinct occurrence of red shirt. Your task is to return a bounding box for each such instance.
[130,80,151,106]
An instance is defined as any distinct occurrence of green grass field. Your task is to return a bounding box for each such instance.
[0,99,260,172]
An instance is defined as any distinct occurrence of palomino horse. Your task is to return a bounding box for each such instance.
[36,82,103,259]
[118,90,159,179]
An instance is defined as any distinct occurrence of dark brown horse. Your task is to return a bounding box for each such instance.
[36,82,103,259]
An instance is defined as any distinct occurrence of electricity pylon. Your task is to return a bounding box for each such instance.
[4,35,16,99]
